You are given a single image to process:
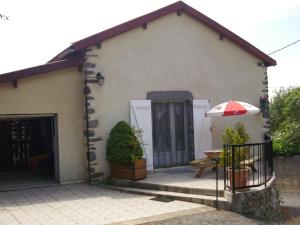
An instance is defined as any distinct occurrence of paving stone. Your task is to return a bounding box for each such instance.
[0,184,203,225]
[88,119,98,128]
[83,85,91,95]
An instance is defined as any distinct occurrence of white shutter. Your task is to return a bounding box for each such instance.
[193,100,212,159]
[130,100,154,171]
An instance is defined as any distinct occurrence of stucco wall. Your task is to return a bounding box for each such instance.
[0,68,86,183]
[86,12,267,176]
[274,155,300,191]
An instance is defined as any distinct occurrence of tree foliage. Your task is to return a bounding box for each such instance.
[270,87,300,156]
[106,121,143,164]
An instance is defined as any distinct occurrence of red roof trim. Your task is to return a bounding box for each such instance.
[0,58,83,83]
[50,1,276,66]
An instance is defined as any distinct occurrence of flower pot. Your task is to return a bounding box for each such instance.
[227,167,250,189]
[110,159,147,181]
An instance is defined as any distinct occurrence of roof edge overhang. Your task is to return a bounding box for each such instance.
[49,1,276,66]
[0,58,83,84]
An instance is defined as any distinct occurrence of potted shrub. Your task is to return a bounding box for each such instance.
[106,121,147,181]
[221,122,250,189]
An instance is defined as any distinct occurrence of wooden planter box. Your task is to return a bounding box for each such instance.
[111,159,147,181]
[227,168,250,189]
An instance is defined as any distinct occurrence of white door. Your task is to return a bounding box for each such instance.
[130,100,154,171]
[193,100,212,159]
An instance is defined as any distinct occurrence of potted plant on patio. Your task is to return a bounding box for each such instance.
[106,121,147,181]
[221,122,251,189]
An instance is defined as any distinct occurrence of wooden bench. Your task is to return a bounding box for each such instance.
[190,150,222,177]
[240,155,260,172]
[190,158,217,177]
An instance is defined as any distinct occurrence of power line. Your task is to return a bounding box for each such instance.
[268,39,300,55]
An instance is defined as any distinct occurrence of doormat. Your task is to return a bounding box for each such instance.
[150,197,175,203]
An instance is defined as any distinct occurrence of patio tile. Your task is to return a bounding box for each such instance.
[0,183,207,225]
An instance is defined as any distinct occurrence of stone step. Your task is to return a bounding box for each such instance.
[0,182,59,192]
[101,185,231,210]
[107,178,224,197]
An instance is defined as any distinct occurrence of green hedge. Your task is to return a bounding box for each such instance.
[272,121,300,156]
[270,87,300,156]
[106,121,143,164]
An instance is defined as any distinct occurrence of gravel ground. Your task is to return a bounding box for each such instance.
[143,191,300,225]
[280,191,300,224]
[142,208,300,225]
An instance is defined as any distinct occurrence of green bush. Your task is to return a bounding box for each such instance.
[221,122,250,169]
[270,87,300,156]
[106,121,143,164]
[222,122,250,145]
[273,121,300,156]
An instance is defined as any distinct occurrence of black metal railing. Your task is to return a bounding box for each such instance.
[223,135,273,193]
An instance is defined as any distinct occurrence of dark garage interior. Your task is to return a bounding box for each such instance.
[0,116,57,190]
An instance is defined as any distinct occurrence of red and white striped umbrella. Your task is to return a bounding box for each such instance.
[206,100,260,117]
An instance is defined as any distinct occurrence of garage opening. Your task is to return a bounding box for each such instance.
[0,115,59,190]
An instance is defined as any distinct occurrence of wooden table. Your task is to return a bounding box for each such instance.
[204,149,222,159]
[190,149,223,177]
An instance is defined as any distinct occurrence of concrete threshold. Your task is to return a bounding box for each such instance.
[0,182,59,192]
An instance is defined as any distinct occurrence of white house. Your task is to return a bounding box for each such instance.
[0,1,276,185]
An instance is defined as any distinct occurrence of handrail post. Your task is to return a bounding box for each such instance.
[232,146,235,194]
[212,157,219,209]
[216,158,219,209]
[270,139,273,174]
[223,145,226,191]
[264,142,267,187]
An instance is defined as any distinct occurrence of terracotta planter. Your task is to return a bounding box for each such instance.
[227,167,250,189]
[110,159,147,181]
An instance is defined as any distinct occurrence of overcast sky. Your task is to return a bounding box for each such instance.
[1,0,300,97]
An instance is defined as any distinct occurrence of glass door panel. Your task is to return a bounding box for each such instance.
[152,101,189,168]
[173,102,188,165]
[152,102,171,168]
